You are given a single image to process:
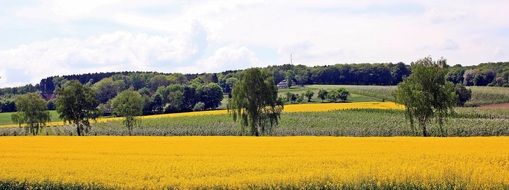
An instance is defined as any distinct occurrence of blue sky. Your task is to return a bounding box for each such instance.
[0,0,508,87]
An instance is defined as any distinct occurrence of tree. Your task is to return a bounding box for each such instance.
[55,81,99,136]
[285,70,295,88]
[296,94,304,103]
[391,62,411,85]
[395,57,457,137]
[317,89,328,102]
[446,67,465,84]
[11,112,23,127]
[285,92,294,103]
[337,88,350,102]
[463,69,477,86]
[13,93,51,135]
[149,75,170,91]
[111,90,144,135]
[294,65,309,86]
[93,78,125,103]
[304,90,314,102]
[197,83,223,110]
[228,68,284,136]
[327,90,340,102]
[454,84,472,106]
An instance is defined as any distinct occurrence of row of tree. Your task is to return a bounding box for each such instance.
[2,62,508,98]
[11,79,223,135]
[282,88,350,104]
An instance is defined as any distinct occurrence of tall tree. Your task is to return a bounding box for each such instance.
[228,68,283,136]
[111,90,144,135]
[13,93,51,135]
[395,57,457,137]
[55,81,99,136]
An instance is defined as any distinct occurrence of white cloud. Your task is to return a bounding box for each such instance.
[177,46,262,73]
[1,0,509,87]
[0,25,206,86]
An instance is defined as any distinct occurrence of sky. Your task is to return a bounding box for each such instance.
[0,0,508,87]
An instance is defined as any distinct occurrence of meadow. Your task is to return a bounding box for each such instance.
[0,136,508,189]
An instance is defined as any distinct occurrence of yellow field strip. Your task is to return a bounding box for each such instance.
[0,137,507,189]
[0,102,403,128]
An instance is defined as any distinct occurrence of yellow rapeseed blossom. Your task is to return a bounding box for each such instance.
[0,102,403,128]
[0,137,507,189]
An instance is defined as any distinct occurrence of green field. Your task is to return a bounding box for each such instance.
[307,85,509,106]
[1,108,507,136]
[0,110,60,125]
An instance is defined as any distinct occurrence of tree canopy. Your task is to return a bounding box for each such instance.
[13,93,51,135]
[111,90,144,135]
[55,80,99,136]
[395,57,457,136]
[228,68,284,136]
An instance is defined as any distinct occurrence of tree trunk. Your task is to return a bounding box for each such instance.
[76,123,82,136]
[421,123,428,137]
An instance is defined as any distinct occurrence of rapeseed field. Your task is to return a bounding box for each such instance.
[0,136,507,189]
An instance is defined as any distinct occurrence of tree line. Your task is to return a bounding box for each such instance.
[1,61,508,113]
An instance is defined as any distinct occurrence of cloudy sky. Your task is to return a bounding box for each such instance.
[0,0,508,87]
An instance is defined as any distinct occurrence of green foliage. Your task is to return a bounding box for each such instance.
[55,80,99,136]
[197,83,223,109]
[10,112,22,127]
[327,88,349,102]
[317,89,328,102]
[304,90,314,102]
[92,78,126,104]
[395,57,457,136]
[285,70,295,88]
[13,93,51,135]
[296,94,304,103]
[228,68,284,136]
[111,90,144,135]
[454,84,472,106]
[149,75,170,91]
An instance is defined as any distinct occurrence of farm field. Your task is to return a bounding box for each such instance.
[0,136,508,189]
[2,108,507,136]
[307,85,509,106]
[0,102,402,128]
[0,110,60,125]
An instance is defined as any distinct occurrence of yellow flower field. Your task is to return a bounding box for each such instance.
[0,102,403,128]
[0,136,507,189]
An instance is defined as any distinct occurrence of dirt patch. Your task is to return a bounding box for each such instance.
[480,103,509,109]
